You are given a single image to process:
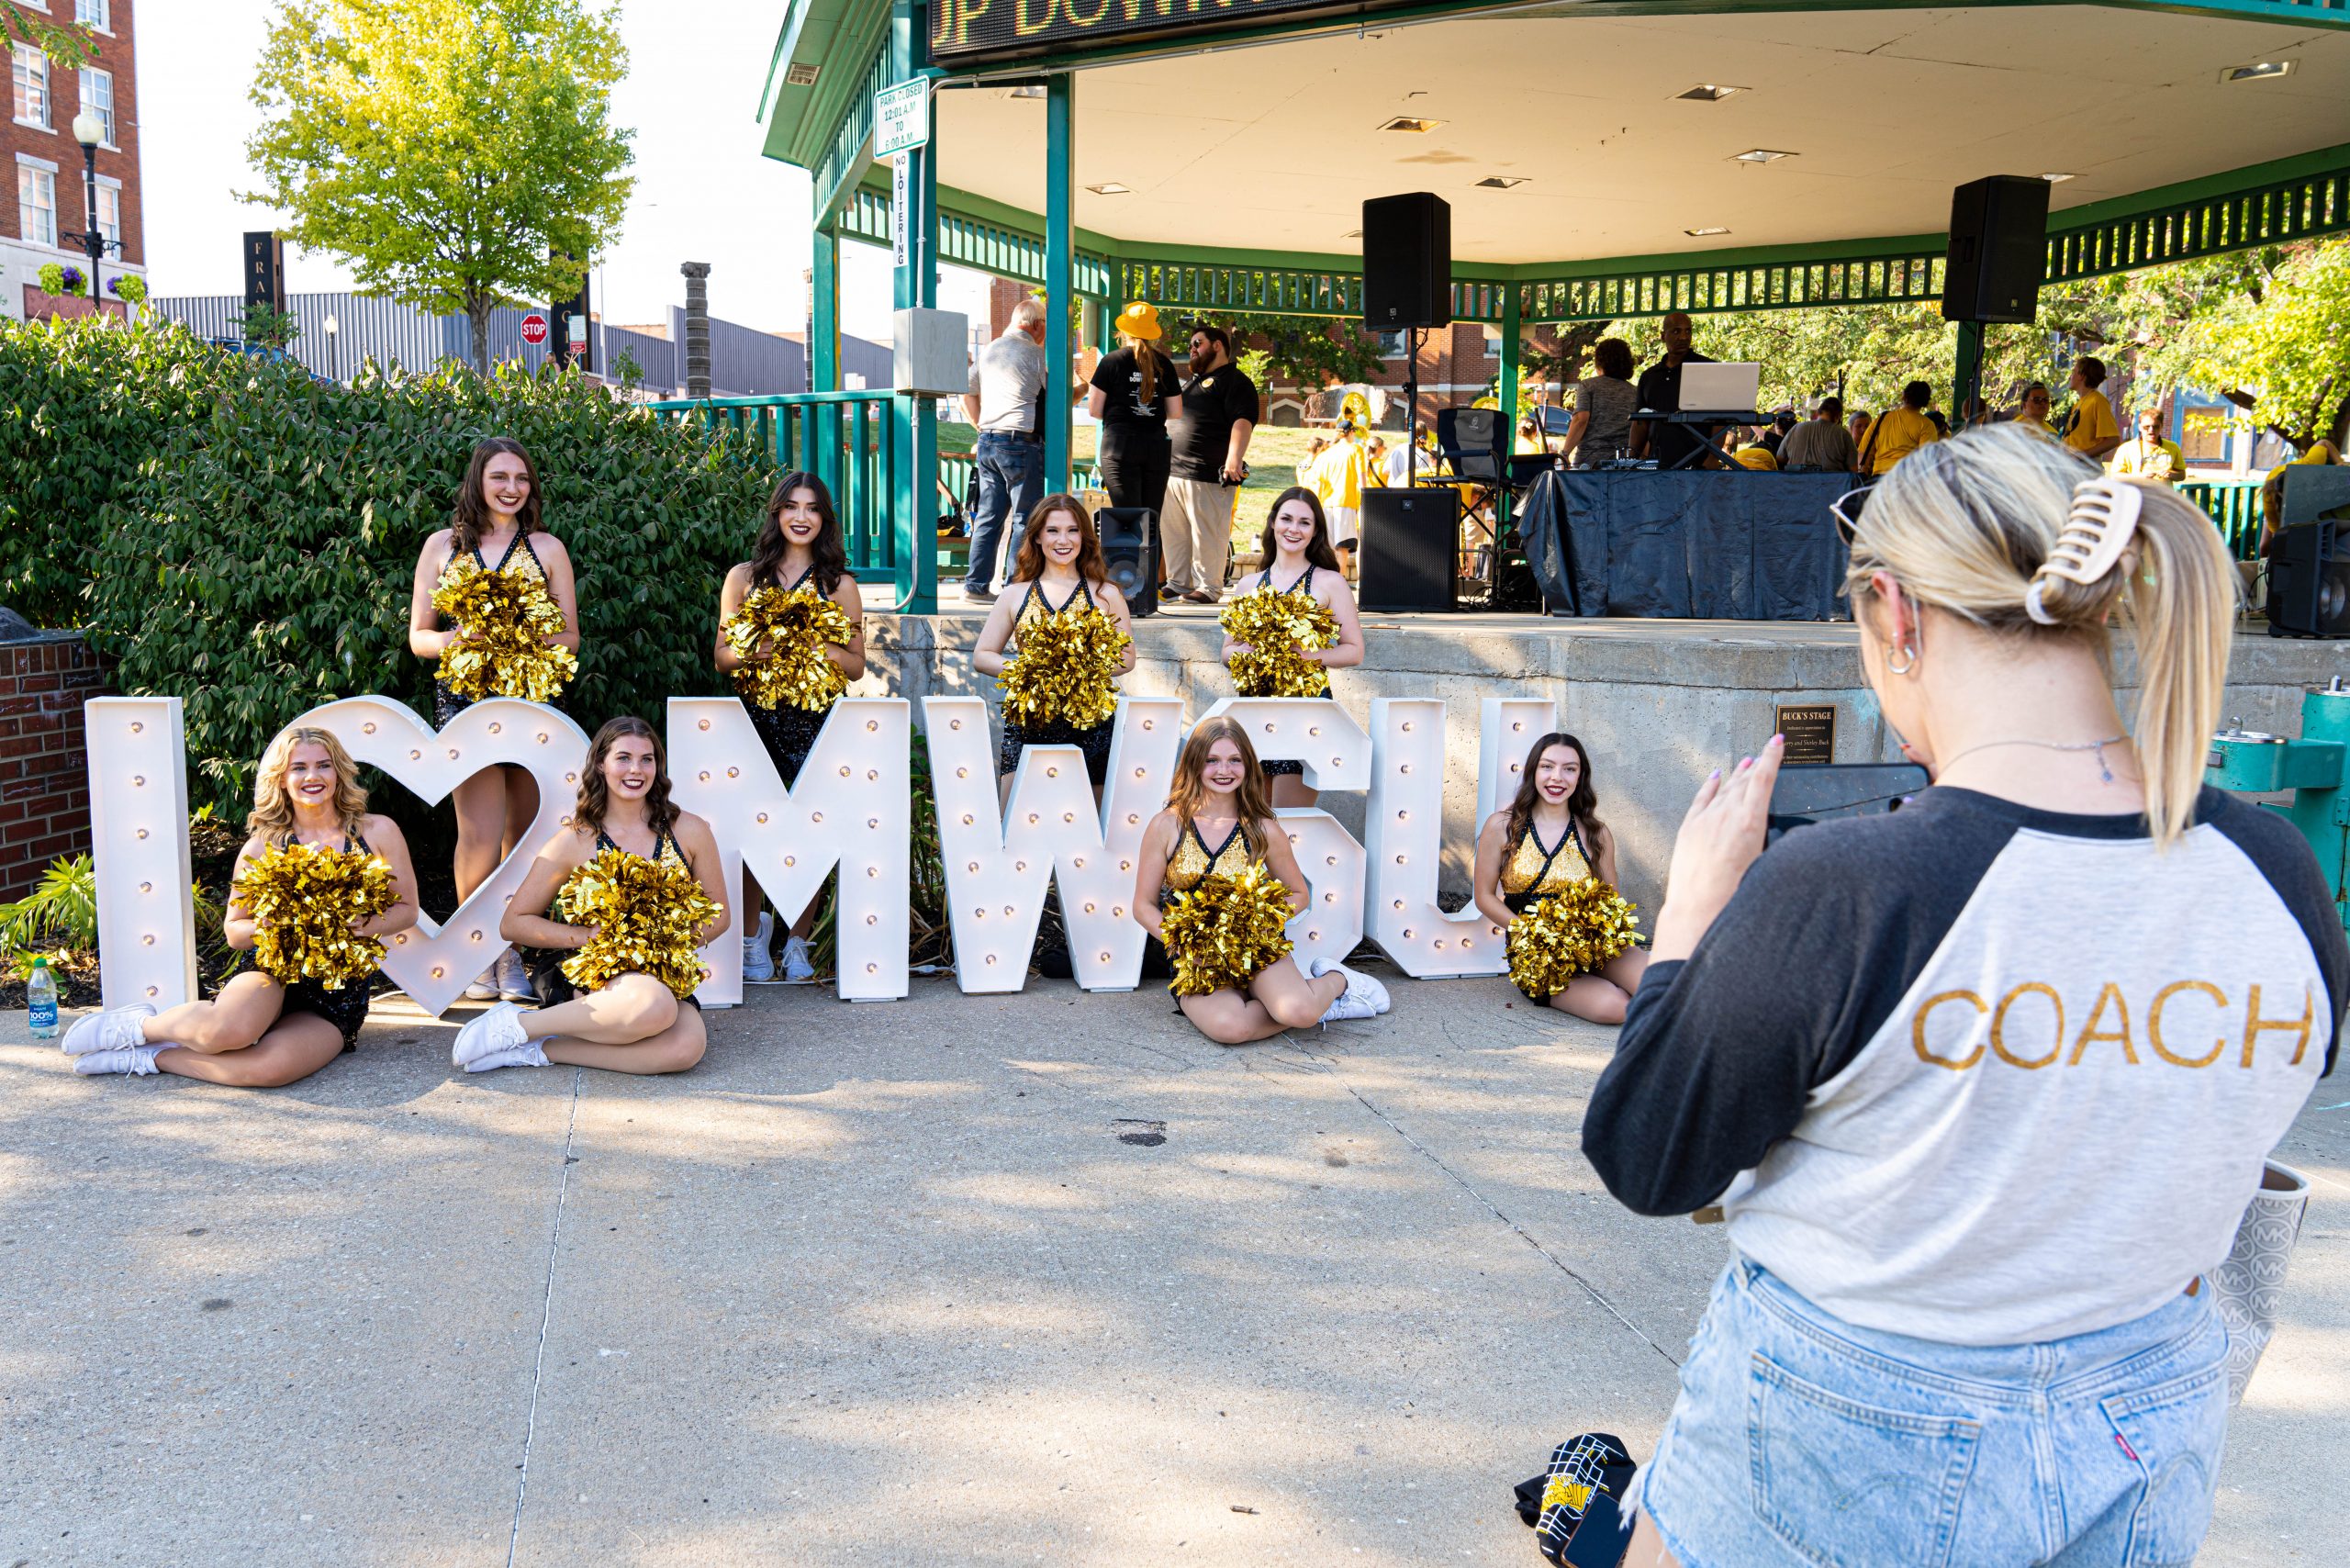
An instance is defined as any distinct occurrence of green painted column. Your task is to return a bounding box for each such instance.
[1496,284,1522,528]
[1043,73,1076,496]
[888,0,939,614]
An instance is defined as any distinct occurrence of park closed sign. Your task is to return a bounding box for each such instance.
[874,78,930,159]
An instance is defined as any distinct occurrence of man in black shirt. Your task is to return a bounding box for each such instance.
[1159,324,1259,603]
[1628,311,1720,470]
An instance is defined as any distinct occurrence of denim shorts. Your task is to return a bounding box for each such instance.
[1635,1256,2228,1568]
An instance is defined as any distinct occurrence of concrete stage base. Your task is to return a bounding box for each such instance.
[856,596,2350,914]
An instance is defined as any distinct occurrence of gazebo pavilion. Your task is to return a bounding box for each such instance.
[720,0,2350,613]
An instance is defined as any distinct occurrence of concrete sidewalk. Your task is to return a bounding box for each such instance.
[2,974,2343,1565]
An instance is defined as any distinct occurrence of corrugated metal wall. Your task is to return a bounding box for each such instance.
[152,291,895,397]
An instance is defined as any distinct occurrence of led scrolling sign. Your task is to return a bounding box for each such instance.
[928,0,1416,65]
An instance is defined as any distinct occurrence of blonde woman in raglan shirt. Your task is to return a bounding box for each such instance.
[1591,422,2345,1568]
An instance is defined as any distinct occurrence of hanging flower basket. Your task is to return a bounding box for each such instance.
[107,274,146,306]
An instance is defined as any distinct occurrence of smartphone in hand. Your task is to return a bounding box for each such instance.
[1766,762,1930,846]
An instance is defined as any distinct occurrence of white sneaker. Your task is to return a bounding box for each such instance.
[59,1002,154,1057]
[451,1002,529,1067]
[75,1044,162,1076]
[464,1039,552,1073]
[779,934,816,985]
[743,912,777,983]
[1315,960,1391,1021]
[464,967,498,1002]
[495,948,534,1002]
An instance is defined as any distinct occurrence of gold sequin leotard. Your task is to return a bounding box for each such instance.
[434,531,550,725]
[1500,818,1595,914]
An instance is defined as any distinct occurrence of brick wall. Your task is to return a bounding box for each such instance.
[1,0,147,324]
[0,631,108,900]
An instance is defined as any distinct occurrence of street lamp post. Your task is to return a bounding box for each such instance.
[322,313,340,382]
[57,109,120,308]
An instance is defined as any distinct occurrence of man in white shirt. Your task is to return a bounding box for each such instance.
[958,298,1050,603]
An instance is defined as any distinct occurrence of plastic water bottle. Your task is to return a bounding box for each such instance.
[27,956,59,1039]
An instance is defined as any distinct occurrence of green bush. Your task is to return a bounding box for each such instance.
[65,332,780,813]
[0,317,273,627]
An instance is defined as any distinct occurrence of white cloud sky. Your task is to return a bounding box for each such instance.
[139,0,989,344]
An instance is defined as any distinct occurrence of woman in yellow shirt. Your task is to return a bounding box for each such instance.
[1855,381,1940,475]
[2061,356,2122,462]
[2011,382,2057,438]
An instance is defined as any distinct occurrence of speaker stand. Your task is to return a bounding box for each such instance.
[1404,326,1422,487]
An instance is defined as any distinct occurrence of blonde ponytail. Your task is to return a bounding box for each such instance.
[1844,422,2237,847]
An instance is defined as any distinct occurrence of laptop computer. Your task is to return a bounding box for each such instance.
[1678,361,1762,413]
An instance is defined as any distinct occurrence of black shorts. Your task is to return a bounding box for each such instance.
[279,974,373,1052]
[748,700,832,789]
[1001,715,1114,787]
[528,954,703,1012]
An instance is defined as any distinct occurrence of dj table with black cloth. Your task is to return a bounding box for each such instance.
[1517,469,1852,620]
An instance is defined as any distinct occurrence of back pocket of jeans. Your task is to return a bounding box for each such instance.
[1749,1353,1981,1568]
[2101,1364,2226,1568]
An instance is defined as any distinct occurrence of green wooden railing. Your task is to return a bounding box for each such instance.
[2182,479,2266,562]
[650,390,905,581]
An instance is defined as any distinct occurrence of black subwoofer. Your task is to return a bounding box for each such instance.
[1359,487,1457,613]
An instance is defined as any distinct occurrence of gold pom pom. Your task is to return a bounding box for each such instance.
[232,842,398,992]
[554,846,725,1001]
[1221,587,1338,698]
[431,557,578,703]
[1506,879,1641,999]
[1159,860,1296,997]
[723,585,856,711]
[998,598,1130,729]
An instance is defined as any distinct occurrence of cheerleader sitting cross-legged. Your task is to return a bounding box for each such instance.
[62,728,420,1086]
[1132,715,1391,1045]
[1472,731,1648,1024]
[453,717,727,1076]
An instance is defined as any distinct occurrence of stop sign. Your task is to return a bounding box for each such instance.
[520,312,549,345]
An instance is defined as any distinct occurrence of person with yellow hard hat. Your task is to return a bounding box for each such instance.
[1087,300,1182,525]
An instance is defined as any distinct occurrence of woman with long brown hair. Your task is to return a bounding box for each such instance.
[971,493,1136,799]
[714,470,866,984]
[61,728,420,1084]
[1472,731,1646,1023]
[407,437,582,1003]
[1221,486,1365,808]
[1130,715,1389,1044]
[453,717,726,1076]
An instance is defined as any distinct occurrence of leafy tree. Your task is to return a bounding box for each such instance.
[3,2,96,67]
[2164,241,2350,451]
[243,0,634,373]
[241,301,301,351]
[1206,311,1384,392]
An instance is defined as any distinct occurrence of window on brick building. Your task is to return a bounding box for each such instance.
[95,178,118,249]
[18,163,57,248]
[79,67,112,145]
[13,43,50,129]
[76,0,112,29]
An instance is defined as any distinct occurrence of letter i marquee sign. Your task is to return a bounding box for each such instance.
[928,0,1425,67]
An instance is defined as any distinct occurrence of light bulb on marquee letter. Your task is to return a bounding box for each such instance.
[277,697,589,1015]
[1364,696,1556,979]
[1201,698,1369,974]
[927,695,1182,993]
[85,698,197,1010]
[668,698,911,1003]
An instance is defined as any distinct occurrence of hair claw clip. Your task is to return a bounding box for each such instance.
[2027,477,2145,624]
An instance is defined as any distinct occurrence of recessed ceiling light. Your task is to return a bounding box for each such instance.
[1675,84,1746,101]
[783,62,820,87]
[1684,226,1731,237]
[2041,172,2076,183]
[2221,60,2295,83]
[1473,176,1528,189]
[1379,116,1444,133]
[1085,182,1130,196]
[1008,84,1047,99]
[1730,148,1796,163]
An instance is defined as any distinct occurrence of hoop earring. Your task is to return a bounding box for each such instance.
[1885,643,1919,676]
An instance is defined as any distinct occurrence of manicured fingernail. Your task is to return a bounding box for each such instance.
[1770,734,1785,746]
[1739,756,1753,768]
[1708,767,1720,779]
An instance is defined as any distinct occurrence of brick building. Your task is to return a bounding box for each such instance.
[4,0,143,324]
[0,617,107,900]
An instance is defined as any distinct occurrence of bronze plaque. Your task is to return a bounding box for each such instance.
[1775,704,1837,766]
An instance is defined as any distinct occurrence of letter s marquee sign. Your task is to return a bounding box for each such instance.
[928,0,1422,67]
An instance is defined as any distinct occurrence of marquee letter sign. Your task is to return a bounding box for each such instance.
[928,695,1183,992]
[85,698,199,1010]
[667,697,912,1002]
[1364,698,1557,979]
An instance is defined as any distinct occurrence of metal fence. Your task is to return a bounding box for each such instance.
[2181,479,2265,561]
[650,391,906,581]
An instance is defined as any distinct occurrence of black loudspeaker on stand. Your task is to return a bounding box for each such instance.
[1360,487,1457,613]
[1095,507,1159,621]
[2268,469,2350,639]
[1363,193,1452,330]
[1942,174,2049,325]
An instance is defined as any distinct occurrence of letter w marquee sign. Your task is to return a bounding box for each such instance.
[929,0,1422,65]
